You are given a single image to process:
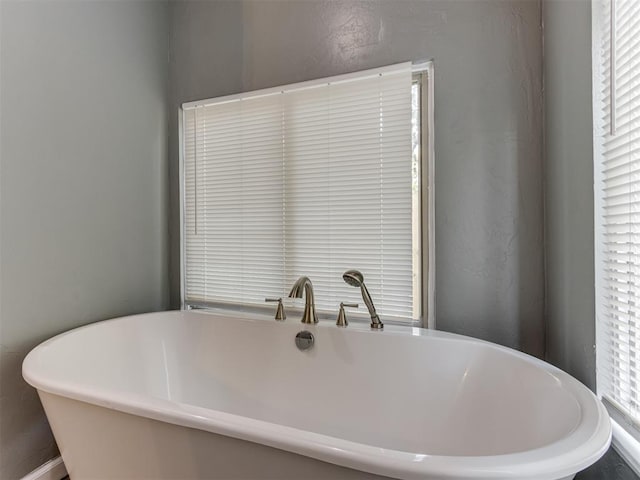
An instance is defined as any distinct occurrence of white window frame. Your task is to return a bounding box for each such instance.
[178,61,435,328]
[416,61,436,330]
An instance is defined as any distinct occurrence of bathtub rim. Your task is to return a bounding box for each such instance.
[23,310,612,480]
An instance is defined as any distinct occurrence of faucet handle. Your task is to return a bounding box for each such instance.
[336,302,358,327]
[265,298,286,321]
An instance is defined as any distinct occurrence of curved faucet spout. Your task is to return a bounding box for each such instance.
[288,276,318,324]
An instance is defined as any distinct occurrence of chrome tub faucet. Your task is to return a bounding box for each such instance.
[289,276,318,324]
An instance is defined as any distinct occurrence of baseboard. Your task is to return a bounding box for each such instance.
[21,456,67,480]
[611,419,640,478]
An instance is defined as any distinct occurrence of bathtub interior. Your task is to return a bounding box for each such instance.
[27,311,585,458]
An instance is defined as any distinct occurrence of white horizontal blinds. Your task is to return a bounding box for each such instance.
[283,86,332,308]
[183,108,202,299]
[283,69,414,320]
[597,0,640,426]
[379,72,414,319]
[182,63,416,322]
[183,95,286,305]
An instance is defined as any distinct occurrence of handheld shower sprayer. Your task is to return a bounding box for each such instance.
[342,269,383,330]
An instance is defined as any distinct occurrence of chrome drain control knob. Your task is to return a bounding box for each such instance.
[295,331,314,351]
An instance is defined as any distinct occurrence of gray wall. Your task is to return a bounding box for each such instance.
[168,0,546,357]
[543,0,597,391]
[0,1,168,478]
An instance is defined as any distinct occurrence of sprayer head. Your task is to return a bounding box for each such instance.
[342,269,364,288]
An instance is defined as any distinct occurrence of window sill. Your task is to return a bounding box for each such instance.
[611,418,640,477]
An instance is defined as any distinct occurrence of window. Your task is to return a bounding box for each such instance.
[180,62,433,326]
[595,0,640,445]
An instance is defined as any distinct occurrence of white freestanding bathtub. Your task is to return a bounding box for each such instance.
[23,310,610,480]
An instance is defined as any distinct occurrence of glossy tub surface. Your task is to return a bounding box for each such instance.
[23,310,611,479]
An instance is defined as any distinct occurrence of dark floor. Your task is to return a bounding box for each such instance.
[576,447,638,479]
[58,447,638,480]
